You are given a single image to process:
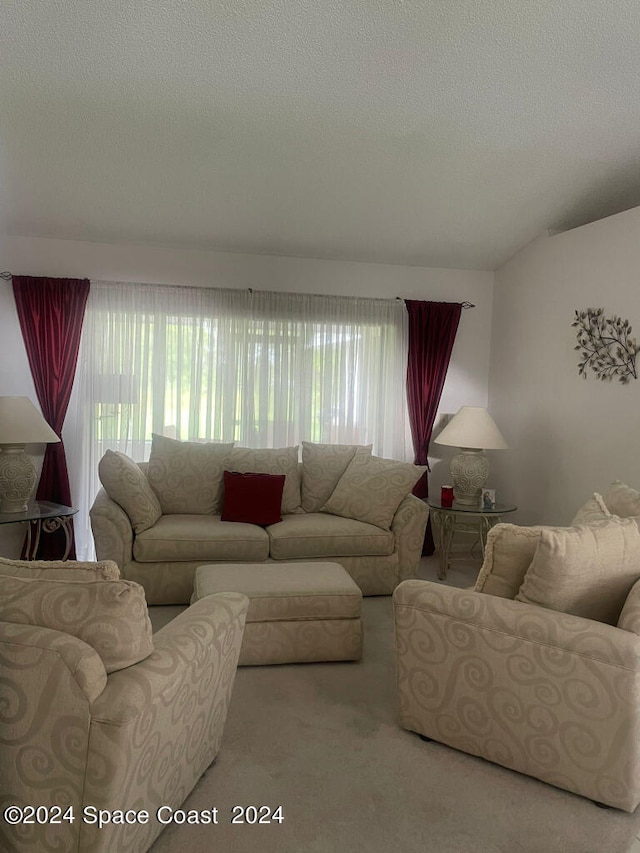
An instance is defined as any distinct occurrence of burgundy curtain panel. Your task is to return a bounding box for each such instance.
[405,300,462,555]
[13,276,90,559]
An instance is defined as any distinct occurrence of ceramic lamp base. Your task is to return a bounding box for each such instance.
[0,444,36,513]
[450,449,489,506]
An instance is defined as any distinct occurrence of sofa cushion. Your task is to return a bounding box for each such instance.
[0,556,120,582]
[474,523,544,599]
[301,442,372,513]
[229,446,302,514]
[0,575,153,673]
[147,433,234,515]
[221,471,285,526]
[515,518,640,624]
[322,453,426,530]
[570,492,612,526]
[602,481,640,518]
[98,449,162,533]
[133,514,270,563]
[267,512,394,560]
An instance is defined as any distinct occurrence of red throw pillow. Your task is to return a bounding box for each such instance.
[221,471,286,526]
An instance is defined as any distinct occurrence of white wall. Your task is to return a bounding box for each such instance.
[0,235,493,556]
[489,207,640,526]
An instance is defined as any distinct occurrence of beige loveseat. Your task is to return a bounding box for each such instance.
[0,556,248,853]
[91,437,429,605]
[394,482,640,811]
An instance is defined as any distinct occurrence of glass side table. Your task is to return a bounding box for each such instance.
[0,500,78,560]
[427,498,517,580]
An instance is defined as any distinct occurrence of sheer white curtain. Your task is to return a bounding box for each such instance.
[69,282,409,559]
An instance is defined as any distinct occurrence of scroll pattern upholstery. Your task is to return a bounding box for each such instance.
[0,624,102,853]
[392,494,431,583]
[267,512,395,559]
[98,450,162,532]
[147,434,234,515]
[0,575,154,674]
[91,484,430,603]
[300,442,370,512]
[0,592,248,853]
[322,453,426,530]
[90,490,133,571]
[228,446,302,514]
[239,618,362,665]
[0,556,120,581]
[394,579,640,811]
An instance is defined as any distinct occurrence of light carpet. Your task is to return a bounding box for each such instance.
[149,590,640,853]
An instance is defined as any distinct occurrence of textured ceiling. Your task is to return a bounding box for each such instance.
[2,1,640,270]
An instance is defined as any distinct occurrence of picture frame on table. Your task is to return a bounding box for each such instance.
[482,488,496,510]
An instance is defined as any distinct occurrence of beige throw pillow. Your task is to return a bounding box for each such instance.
[229,446,302,514]
[147,434,234,515]
[301,442,372,513]
[602,481,640,518]
[99,450,162,532]
[570,492,612,526]
[322,454,426,530]
[0,556,120,582]
[474,523,544,599]
[0,576,154,673]
[515,518,640,625]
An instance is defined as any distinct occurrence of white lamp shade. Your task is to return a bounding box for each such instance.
[0,397,60,444]
[434,406,507,451]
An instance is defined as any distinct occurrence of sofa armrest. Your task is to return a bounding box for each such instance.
[0,623,106,853]
[391,495,429,583]
[393,580,640,811]
[90,487,134,569]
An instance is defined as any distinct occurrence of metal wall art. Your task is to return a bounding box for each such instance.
[573,308,640,384]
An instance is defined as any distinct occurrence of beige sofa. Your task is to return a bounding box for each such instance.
[91,438,429,605]
[394,482,640,811]
[0,556,248,853]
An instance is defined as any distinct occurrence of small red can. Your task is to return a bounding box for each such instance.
[441,485,454,508]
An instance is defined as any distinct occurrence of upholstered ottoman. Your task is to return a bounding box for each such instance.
[191,561,363,665]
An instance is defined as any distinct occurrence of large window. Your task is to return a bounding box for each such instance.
[69,282,409,557]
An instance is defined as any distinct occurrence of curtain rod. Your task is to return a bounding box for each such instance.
[1,274,475,308]
[395,296,475,309]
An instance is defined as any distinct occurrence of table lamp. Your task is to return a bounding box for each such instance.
[434,405,507,506]
[0,396,60,513]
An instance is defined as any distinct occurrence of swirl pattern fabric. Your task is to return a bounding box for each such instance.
[300,442,371,512]
[0,592,248,853]
[98,449,162,532]
[394,579,640,812]
[147,434,234,515]
[191,561,362,665]
[91,490,429,603]
[322,453,426,530]
[0,556,120,581]
[474,523,544,598]
[0,576,154,673]
[515,519,640,625]
[228,445,302,514]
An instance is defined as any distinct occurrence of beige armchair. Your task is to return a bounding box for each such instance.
[0,558,248,853]
[393,523,640,812]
